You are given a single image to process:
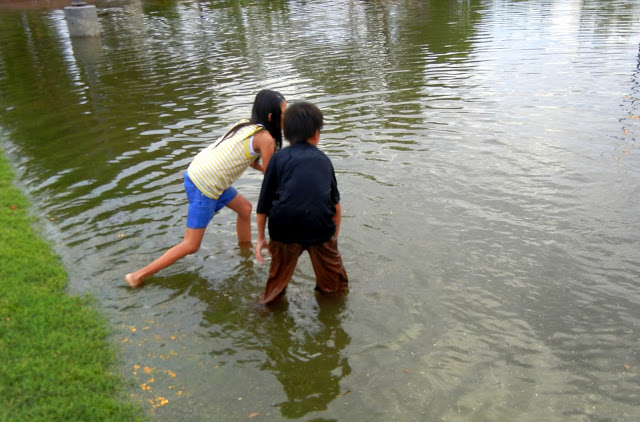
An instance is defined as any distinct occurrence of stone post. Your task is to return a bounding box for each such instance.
[64,1,100,38]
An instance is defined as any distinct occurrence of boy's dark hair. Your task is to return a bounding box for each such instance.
[283,102,324,145]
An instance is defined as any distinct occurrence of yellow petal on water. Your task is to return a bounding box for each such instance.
[144,366,153,374]
[249,413,260,418]
[149,396,169,409]
[167,370,176,377]
[631,115,639,119]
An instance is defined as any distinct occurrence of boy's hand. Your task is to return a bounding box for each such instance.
[255,238,270,264]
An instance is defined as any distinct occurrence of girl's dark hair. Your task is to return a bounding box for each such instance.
[221,89,285,150]
[283,102,324,145]
[251,89,285,150]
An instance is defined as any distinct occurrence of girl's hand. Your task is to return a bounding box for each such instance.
[250,159,263,172]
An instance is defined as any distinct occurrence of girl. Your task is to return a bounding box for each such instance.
[126,89,286,288]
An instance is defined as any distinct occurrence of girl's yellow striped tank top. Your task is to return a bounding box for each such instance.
[187,120,263,199]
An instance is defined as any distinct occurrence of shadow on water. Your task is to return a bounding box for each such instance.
[145,250,352,419]
[256,296,351,418]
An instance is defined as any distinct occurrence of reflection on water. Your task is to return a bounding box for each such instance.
[257,296,351,418]
[1,0,640,420]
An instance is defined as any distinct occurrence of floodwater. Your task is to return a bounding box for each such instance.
[1,0,639,420]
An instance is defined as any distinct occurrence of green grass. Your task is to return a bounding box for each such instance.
[0,150,144,421]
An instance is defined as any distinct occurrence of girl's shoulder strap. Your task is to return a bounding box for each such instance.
[213,120,264,148]
[246,123,265,137]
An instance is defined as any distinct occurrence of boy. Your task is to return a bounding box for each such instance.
[254,102,348,304]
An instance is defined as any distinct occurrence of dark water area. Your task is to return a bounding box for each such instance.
[1,0,639,420]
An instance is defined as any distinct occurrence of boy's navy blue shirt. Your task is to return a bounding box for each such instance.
[257,142,340,245]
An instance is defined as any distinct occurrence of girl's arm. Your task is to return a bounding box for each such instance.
[249,159,263,172]
[252,131,275,173]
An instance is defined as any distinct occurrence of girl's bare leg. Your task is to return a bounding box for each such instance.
[225,193,252,247]
[125,227,206,288]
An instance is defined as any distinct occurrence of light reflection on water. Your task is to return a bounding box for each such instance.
[1,0,640,420]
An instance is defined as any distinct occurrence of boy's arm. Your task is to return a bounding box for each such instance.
[255,213,269,264]
[333,203,341,238]
[255,152,277,264]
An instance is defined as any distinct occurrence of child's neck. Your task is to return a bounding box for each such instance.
[308,131,320,146]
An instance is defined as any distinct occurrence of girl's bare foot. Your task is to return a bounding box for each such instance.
[125,273,142,288]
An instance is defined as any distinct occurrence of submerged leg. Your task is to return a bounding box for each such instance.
[260,241,302,304]
[225,192,252,247]
[308,236,349,295]
[125,227,206,288]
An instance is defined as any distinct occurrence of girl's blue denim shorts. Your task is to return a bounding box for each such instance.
[184,172,237,229]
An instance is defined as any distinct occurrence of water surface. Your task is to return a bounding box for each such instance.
[1,0,639,420]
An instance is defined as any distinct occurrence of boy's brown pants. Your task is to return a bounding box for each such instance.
[260,237,348,304]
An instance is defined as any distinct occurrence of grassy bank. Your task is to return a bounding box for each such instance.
[0,151,144,421]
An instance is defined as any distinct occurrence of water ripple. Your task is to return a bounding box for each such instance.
[2,0,640,420]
